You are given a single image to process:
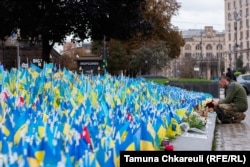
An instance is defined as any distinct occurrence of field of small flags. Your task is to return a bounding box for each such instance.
[0,63,213,166]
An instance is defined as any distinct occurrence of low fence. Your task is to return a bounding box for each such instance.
[167,81,220,98]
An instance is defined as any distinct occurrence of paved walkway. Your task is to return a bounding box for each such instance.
[214,89,250,150]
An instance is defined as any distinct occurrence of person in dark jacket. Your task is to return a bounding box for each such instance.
[212,75,248,123]
[226,68,237,81]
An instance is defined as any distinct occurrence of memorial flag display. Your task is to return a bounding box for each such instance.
[0,63,213,166]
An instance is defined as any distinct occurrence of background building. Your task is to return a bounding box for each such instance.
[0,36,61,70]
[171,26,225,79]
[225,0,250,71]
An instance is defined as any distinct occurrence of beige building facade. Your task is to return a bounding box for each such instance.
[172,26,225,79]
[167,0,250,79]
[225,0,250,71]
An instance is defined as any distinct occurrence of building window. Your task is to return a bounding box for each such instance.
[184,53,192,58]
[228,2,231,10]
[195,53,200,57]
[246,8,249,17]
[217,52,222,58]
[195,44,201,50]
[240,31,243,39]
[234,22,237,30]
[246,30,249,39]
[185,44,191,50]
[247,19,249,27]
[228,13,232,20]
[233,1,236,9]
[217,44,223,50]
[228,33,231,41]
[206,53,213,58]
[228,23,231,31]
[229,44,232,52]
[206,44,212,50]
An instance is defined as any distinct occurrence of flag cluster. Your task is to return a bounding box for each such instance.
[0,63,213,166]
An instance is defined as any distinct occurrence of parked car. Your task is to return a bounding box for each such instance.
[236,74,250,95]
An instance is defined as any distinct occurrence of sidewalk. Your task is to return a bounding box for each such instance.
[214,89,250,150]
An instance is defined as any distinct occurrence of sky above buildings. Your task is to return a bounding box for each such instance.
[171,0,225,32]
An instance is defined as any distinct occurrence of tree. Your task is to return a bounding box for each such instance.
[106,39,130,75]
[178,57,197,78]
[236,56,243,71]
[0,0,151,65]
[129,46,154,75]
[91,0,184,76]
[129,41,169,76]
[142,0,185,58]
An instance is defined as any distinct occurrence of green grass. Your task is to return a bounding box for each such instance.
[144,77,213,85]
[145,78,169,85]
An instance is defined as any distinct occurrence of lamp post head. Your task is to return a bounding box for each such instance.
[16,28,20,38]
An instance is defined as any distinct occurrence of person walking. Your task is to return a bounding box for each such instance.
[212,75,248,124]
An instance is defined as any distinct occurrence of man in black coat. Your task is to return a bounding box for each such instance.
[226,68,236,81]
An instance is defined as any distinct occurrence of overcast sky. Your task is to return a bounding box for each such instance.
[171,0,225,31]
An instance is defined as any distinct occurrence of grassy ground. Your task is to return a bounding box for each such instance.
[169,78,213,83]
[144,77,213,85]
[145,78,169,85]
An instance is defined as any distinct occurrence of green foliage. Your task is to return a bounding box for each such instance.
[234,71,242,76]
[130,42,169,75]
[236,58,243,70]
[142,0,184,59]
[0,0,151,63]
[106,39,130,74]
[144,77,213,85]
[145,78,169,85]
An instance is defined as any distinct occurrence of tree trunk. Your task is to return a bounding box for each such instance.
[42,36,53,66]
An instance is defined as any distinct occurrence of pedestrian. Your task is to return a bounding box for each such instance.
[212,75,248,124]
[226,68,237,81]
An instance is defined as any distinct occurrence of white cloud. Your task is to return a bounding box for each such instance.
[172,0,225,31]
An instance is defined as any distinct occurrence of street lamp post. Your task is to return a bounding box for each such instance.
[235,25,238,71]
[145,60,148,75]
[217,37,221,77]
[16,28,21,69]
[2,41,4,66]
[200,33,203,78]
[174,57,177,78]
[102,35,108,73]
[79,66,83,74]
[228,49,232,69]
[234,11,241,71]
[156,59,159,75]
